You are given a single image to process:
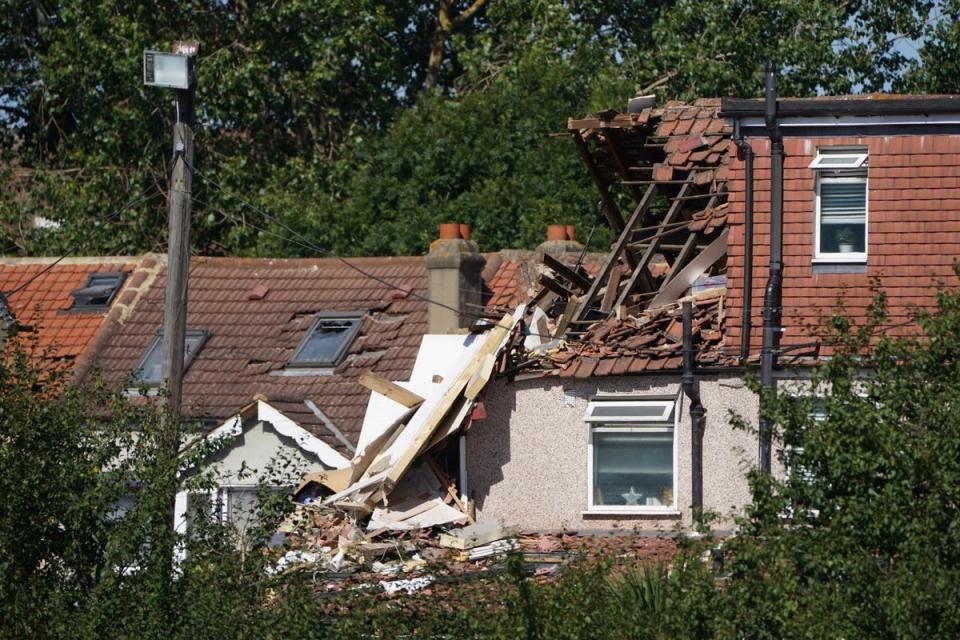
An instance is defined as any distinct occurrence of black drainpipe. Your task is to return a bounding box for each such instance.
[733,120,754,363]
[759,62,784,474]
[682,300,705,525]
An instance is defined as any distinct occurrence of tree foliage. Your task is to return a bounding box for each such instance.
[4,274,960,636]
[1,0,957,258]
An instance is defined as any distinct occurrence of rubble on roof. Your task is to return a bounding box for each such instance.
[513,98,735,374]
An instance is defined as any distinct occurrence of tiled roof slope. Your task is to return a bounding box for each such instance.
[93,256,430,455]
[0,258,141,369]
[725,134,960,358]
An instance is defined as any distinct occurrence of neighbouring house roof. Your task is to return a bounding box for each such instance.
[0,257,153,371]
[89,254,522,458]
[91,256,428,456]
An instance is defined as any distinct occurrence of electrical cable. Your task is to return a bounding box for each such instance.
[189,167,577,343]
[2,191,161,298]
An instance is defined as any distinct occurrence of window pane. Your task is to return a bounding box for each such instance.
[594,431,673,507]
[226,488,260,533]
[820,182,866,254]
[292,319,358,365]
[135,332,207,383]
[137,339,164,383]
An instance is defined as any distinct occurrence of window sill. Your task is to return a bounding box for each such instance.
[812,256,867,264]
[582,508,681,517]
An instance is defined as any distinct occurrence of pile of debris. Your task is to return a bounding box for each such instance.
[274,505,678,597]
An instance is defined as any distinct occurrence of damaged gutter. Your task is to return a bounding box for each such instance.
[759,63,784,474]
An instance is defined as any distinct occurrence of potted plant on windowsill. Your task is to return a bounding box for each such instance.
[835,227,856,253]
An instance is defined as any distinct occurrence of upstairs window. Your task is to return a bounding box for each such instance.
[585,397,678,513]
[70,272,127,311]
[811,148,868,262]
[133,329,210,385]
[288,315,361,368]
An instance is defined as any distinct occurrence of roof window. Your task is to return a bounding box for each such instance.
[70,272,127,311]
[289,315,361,368]
[133,329,210,385]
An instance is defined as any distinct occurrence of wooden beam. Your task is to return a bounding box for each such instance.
[425,455,474,524]
[541,253,591,291]
[553,295,580,338]
[357,370,425,408]
[571,184,658,322]
[615,179,695,310]
[537,273,575,298]
[600,265,623,314]
[571,131,625,232]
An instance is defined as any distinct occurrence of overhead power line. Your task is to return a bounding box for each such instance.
[2,191,161,298]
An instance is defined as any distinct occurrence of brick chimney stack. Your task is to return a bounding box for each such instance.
[535,224,583,263]
[424,223,485,334]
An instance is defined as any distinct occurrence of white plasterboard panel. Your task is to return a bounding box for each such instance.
[409,334,479,384]
[367,499,464,531]
[366,333,488,472]
[357,379,442,453]
[649,229,729,309]
[366,462,464,530]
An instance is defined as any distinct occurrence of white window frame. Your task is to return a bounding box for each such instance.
[808,152,868,170]
[584,398,680,516]
[812,148,868,264]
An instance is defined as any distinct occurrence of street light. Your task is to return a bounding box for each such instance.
[143,51,194,89]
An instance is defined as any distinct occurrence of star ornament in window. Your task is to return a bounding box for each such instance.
[621,486,642,505]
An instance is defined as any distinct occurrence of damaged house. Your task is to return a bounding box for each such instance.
[454,82,960,532]
[6,75,960,551]
[328,81,960,537]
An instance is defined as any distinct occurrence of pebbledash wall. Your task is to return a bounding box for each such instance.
[466,375,760,532]
[725,134,960,355]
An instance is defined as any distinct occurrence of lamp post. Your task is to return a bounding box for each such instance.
[143,42,197,426]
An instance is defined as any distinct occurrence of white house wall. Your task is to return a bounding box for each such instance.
[203,420,327,487]
[466,374,760,532]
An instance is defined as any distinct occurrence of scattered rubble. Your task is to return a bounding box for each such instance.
[275,99,732,592]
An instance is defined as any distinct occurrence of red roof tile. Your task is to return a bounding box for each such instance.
[0,258,139,369]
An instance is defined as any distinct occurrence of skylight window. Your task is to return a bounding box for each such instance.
[289,315,361,367]
[70,272,127,311]
[133,330,210,385]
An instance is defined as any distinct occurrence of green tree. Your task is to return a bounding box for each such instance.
[715,271,960,638]
[1,0,950,259]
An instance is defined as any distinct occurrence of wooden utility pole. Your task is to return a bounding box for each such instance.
[161,42,197,425]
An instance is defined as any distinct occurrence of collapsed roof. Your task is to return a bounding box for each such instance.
[521,98,735,374]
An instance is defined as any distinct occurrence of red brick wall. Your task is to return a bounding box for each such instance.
[726,135,960,357]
